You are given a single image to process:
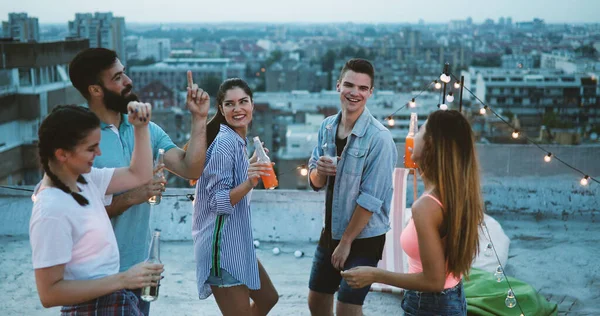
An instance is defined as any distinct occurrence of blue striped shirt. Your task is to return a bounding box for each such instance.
[192,124,259,299]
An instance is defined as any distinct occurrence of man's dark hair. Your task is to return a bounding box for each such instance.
[69,48,118,99]
[338,58,375,88]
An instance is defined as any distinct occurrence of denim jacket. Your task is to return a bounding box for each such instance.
[308,107,398,239]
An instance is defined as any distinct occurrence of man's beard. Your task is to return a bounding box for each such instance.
[101,85,139,114]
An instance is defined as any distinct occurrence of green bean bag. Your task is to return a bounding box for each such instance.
[464,268,558,316]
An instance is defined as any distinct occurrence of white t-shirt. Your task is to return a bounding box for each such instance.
[29,167,118,280]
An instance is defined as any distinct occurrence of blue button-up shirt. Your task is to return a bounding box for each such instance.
[192,124,259,299]
[93,114,176,272]
[309,107,398,240]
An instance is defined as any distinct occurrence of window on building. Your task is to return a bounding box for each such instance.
[19,68,32,86]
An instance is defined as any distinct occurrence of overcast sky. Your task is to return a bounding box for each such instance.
[1,0,599,24]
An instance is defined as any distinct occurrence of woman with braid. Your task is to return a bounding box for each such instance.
[29,103,163,315]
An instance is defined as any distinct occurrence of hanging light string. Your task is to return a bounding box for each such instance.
[386,80,435,122]
[448,72,598,186]
[481,222,527,316]
[0,185,35,193]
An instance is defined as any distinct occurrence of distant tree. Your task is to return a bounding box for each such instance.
[321,49,336,72]
[355,47,368,59]
[339,45,356,58]
[200,75,222,98]
[575,44,597,58]
[265,50,283,68]
[321,49,337,90]
[472,55,502,67]
[255,78,266,92]
[542,111,573,129]
[245,62,255,78]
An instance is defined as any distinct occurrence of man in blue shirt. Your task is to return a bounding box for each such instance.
[68,48,209,315]
[307,58,397,316]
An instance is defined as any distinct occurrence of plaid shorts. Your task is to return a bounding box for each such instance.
[60,289,143,316]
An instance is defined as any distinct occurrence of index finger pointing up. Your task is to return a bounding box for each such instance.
[187,70,194,88]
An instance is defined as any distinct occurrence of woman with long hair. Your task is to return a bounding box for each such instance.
[192,78,279,315]
[342,110,483,315]
[30,103,164,315]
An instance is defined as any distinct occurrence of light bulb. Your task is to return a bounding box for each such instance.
[454,82,461,89]
[434,81,442,89]
[387,118,395,127]
[581,175,590,186]
[272,247,280,255]
[512,130,520,139]
[479,107,487,115]
[494,265,505,282]
[484,243,493,257]
[409,98,416,108]
[253,240,260,248]
[505,289,517,308]
[440,73,451,83]
[544,153,552,162]
[446,93,455,103]
[300,167,308,176]
[439,103,448,110]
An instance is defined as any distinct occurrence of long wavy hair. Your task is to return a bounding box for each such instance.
[418,110,484,279]
[186,78,253,186]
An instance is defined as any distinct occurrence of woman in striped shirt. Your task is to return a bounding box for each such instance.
[192,78,279,315]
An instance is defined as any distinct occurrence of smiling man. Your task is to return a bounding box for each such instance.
[68,48,209,315]
[307,58,398,316]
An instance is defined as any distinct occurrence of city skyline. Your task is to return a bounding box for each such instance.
[1,0,600,24]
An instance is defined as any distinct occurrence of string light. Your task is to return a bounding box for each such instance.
[581,175,590,186]
[494,265,505,282]
[481,224,526,315]
[440,73,451,83]
[484,243,493,257]
[439,103,448,111]
[387,116,395,127]
[446,92,455,103]
[449,70,598,188]
[454,81,461,89]
[505,289,517,308]
[408,98,416,108]
[434,80,442,89]
[299,167,308,176]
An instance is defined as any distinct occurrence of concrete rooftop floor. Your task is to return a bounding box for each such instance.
[1,215,598,315]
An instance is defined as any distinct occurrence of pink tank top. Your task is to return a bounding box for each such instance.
[400,193,461,289]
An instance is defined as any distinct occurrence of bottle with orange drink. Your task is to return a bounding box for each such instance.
[404,113,418,169]
[253,136,278,190]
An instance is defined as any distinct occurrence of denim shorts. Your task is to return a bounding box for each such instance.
[205,268,243,288]
[401,281,467,316]
[308,245,380,306]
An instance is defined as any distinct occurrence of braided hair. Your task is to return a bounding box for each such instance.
[38,105,101,206]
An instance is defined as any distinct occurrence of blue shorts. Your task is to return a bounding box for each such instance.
[205,268,243,288]
[308,245,379,306]
[401,281,466,316]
